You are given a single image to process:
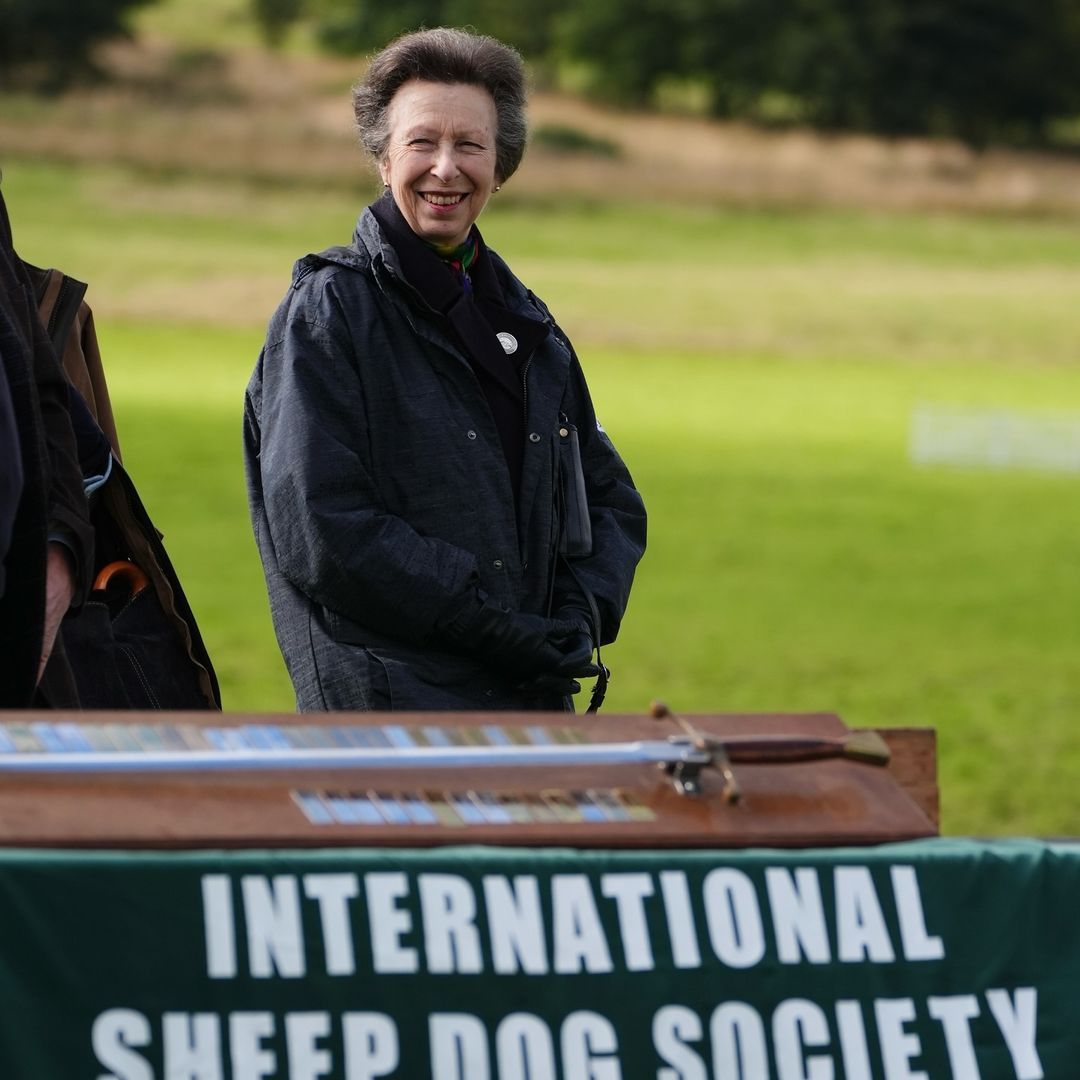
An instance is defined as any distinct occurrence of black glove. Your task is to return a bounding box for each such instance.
[519,673,583,699]
[438,593,594,679]
[551,604,597,678]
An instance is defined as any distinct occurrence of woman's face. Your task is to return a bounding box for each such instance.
[379,80,500,249]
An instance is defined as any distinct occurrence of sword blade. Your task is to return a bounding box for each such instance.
[0,740,711,774]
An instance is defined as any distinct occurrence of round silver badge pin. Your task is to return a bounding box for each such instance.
[496,332,518,355]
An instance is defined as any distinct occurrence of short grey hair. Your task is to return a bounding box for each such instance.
[352,27,528,184]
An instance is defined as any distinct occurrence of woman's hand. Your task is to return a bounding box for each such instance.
[438,595,598,679]
[550,605,596,676]
[37,541,75,683]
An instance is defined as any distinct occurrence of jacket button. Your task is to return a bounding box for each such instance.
[528,432,541,443]
[493,559,503,569]
[467,430,477,440]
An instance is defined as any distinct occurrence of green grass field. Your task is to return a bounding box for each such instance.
[4,157,1080,836]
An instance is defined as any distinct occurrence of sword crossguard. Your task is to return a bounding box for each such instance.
[651,701,741,803]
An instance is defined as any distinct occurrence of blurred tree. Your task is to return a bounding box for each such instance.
[555,0,699,106]
[0,0,154,91]
[757,0,1080,143]
[252,0,305,49]
[443,0,567,64]
[315,0,442,54]
[561,0,1080,144]
[314,0,566,64]
[686,0,784,118]
[308,0,1080,146]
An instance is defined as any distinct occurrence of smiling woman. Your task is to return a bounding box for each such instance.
[379,81,500,249]
[243,27,647,712]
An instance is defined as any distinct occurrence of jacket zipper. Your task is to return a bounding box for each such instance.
[521,355,533,428]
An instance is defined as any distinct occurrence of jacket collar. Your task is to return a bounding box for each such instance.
[365,193,553,407]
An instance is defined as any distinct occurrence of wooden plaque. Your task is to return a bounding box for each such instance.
[0,711,937,848]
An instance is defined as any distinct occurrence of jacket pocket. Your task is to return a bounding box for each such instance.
[305,607,390,710]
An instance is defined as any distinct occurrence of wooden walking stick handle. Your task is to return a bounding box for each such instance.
[93,560,149,598]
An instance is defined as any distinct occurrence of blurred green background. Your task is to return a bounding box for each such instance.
[2,0,1080,835]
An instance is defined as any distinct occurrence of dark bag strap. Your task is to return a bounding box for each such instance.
[561,556,609,714]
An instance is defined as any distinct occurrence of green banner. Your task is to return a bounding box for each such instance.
[0,838,1074,1078]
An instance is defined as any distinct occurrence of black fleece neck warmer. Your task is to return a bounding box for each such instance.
[369,191,549,506]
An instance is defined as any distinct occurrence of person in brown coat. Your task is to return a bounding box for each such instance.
[0,184,93,706]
